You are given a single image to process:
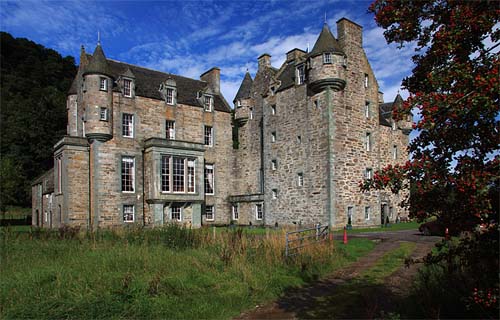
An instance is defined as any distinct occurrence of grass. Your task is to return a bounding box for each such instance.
[344,221,420,234]
[0,226,375,319]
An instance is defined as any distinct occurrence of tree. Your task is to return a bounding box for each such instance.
[364,0,499,316]
[0,32,77,207]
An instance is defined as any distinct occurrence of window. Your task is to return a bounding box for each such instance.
[347,206,354,225]
[364,206,371,220]
[256,203,263,220]
[392,121,397,131]
[205,205,214,221]
[392,145,398,160]
[271,159,277,171]
[123,205,134,223]
[173,157,185,192]
[166,120,175,140]
[204,95,213,112]
[164,88,174,105]
[121,157,135,192]
[323,52,332,64]
[161,156,195,194]
[364,73,369,88]
[161,155,170,192]
[204,126,213,146]
[122,113,134,138]
[205,164,214,195]
[272,189,278,199]
[171,206,182,221]
[100,77,107,91]
[314,100,320,108]
[232,205,239,220]
[365,168,373,179]
[297,135,302,144]
[297,65,305,85]
[298,172,304,187]
[249,107,253,120]
[365,101,370,118]
[100,107,108,121]
[236,100,241,107]
[365,132,371,151]
[271,105,276,115]
[271,131,276,143]
[123,79,132,97]
[56,156,62,194]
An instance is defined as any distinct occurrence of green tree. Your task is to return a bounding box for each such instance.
[0,32,77,206]
[363,0,499,316]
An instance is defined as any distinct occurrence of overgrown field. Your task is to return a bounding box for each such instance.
[0,225,375,319]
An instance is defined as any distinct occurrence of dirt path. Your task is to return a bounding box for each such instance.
[236,230,439,320]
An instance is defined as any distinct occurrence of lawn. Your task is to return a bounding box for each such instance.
[0,226,375,319]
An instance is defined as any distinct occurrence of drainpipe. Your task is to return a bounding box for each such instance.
[88,145,92,231]
[142,149,145,227]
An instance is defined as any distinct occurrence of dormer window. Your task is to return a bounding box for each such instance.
[165,88,174,104]
[204,95,213,112]
[159,78,177,105]
[99,77,107,91]
[323,53,332,64]
[296,65,305,85]
[123,79,132,97]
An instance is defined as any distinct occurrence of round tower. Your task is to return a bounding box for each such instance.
[307,23,346,93]
[82,43,114,142]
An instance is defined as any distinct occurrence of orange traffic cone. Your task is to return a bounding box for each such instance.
[343,226,348,244]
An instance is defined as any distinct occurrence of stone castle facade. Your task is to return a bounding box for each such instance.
[32,18,411,230]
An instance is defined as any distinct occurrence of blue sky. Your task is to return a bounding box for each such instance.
[1,0,416,105]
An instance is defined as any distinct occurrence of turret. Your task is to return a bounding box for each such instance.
[307,23,346,93]
[234,71,254,121]
[81,42,114,142]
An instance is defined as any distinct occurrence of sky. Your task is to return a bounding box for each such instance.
[0,0,417,106]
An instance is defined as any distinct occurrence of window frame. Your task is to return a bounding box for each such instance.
[255,203,263,220]
[205,205,215,221]
[123,204,135,223]
[100,107,108,121]
[392,145,398,160]
[99,77,108,91]
[232,205,239,220]
[249,107,254,120]
[121,156,135,193]
[271,105,276,115]
[204,126,213,147]
[271,131,276,143]
[204,95,213,112]
[364,73,369,88]
[165,88,175,105]
[204,164,215,195]
[296,64,305,85]
[272,189,278,199]
[166,120,175,140]
[365,168,373,179]
[56,156,62,194]
[365,101,370,119]
[364,206,371,220]
[297,172,304,187]
[122,113,134,138]
[170,206,182,222]
[123,78,133,97]
[271,159,277,171]
[365,132,371,152]
[161,155,170,193]
[323,52,332,64]
[347,206,354,224]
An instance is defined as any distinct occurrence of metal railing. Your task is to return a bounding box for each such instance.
[285,224,329,257]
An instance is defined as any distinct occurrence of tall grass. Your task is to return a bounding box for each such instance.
[0,225,374,319]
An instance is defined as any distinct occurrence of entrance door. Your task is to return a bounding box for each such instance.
[381,204,388,225]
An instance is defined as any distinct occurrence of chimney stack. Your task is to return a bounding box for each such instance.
[200,67,220,94]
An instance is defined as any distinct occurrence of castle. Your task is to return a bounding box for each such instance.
[32,18,411,230]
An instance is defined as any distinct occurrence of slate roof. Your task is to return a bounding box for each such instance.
[234,72,253,102]
[275,63,296,93]
[31,168,54,194]
[83,44,113,78]
[69,46,231,113]
[379,102,393,127]
[309,23,344,57]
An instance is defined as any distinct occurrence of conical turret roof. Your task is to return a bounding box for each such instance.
[234,71,253,102]
[310,23,343,56]
[83,43,113,78]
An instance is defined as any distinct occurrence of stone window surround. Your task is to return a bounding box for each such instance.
[365,168,373,179]
[365,101,370,119]
[365,132,372,151]
[121,156,135,193]
[204,125,214,147]
[122,113,134,138]
[123,204,135,223]
[205,163,215,195]
[255,203,263,220]
[364,206,371,220]
[100,107,108,121]
[165,88,175,105]
[323,52,332,64]
[271,105,276,115]
[205,205,215,221]
[271,159,277,171]
[123,78,133,98]
[204,95,213,112]
[271,131,276,143]
[99,77,107,91]
[166,120,175,140]
[272,189,278,199]
[297,172,304,187]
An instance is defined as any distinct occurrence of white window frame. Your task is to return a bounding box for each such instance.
[121,156,135,193]
[296,64,305,85]
[122,113,134,138]
[255,203,263,220]
[272,189,278,199]
[347,206,354,224]
[365,132,371,151]
[364,206,371,220]
[204,126,213,147]
[172,156,185,193]
[187,159,196,193]
[123,78,132,97]
[271,131,276,143]
[99,77,107,91]
[161,155,170,193]
[100,107,108,121]
[166,120,175,140]
[204,95,213,112]
[392,145,398,160]
[271,105,276,115]
[170,206,182,222]
[364,73,369,88]
[297,172,304,187]
[205,205,215,221]
[232,205,239,220]
[249,107,253,120]
[365,101,370,118]
[271,159,277,171]
[165,88,175,105]
[323,52,332,64]
[123,204,135,223]
[365,168,373,179]
[392,121,397,131]
[205,164,214,195]
[161,156,195,194]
